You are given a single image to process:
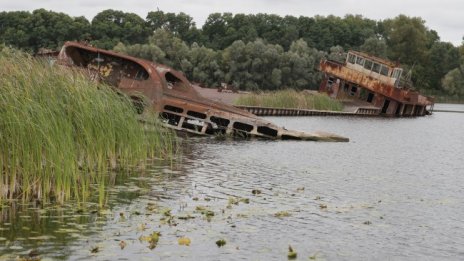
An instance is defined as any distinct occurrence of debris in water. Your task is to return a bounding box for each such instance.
[288,245,297,260]
[216,239,227,247]
[363,221,372,225]
[178,237,191,246]
[274,211,291,218]
[28,249,40,258]
[140,231,161,250]
[309,252,320,260]
[319,204,327,209]
[195,206,215,217]
[319,50,434,117]
[58,41,349,142]
[161,208,172,217]
[252,189,262,195]
[228,197,250,206]
[178,215,195,220]
[137,223,147,231]
[90,246,99,253]
[146,202,157,212]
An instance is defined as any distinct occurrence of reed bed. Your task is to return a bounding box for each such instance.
[235,89,343,111]
[0,50,179,204]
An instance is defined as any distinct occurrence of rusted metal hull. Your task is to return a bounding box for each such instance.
[57,42,348,142]
[236,106,380,116]
[319,59,434,117]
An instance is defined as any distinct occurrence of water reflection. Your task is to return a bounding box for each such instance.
[1,105,464,260]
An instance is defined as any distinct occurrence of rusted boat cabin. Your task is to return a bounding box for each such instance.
[319,51,434,116]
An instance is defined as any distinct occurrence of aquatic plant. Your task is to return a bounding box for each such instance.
[288,245,297,260]
[0,50,179,204]
[234,89,343,111]
[216,239,226,247]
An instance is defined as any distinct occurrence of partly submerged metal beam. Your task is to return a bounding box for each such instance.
[57,41,348,142]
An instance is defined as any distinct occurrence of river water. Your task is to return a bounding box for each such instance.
[1,104,463,260]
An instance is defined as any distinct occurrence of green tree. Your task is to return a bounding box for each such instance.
[188,43,223,87]
[114,42,166,63]
[423,42,460,90]
[360,36,388,58]
[222,39,286,90]
[382,15,429,65]
[255,14,284,46]
[280,39,324,89]
[442,65,464,96]
[202,13,234,49]
[146,11,199,44]
[343,15,377,49]
[0,11,31,50]
[91,9,148,49]
[0,9,90,51]
[113,29,191,74]
[222,40,253,90]
[327,45,346,63]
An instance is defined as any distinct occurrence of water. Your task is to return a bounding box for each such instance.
[434,103,464,112]
[1,104,464,260]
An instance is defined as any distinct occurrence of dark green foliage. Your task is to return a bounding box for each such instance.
[424,42,460,90]
[442,64,464,96]
[0,9,90,51]
[382,15,430,65]
[188,43,224,87]
[360,36,388,58]
[0,11,32,50]
[146,11,199,44]
[0,9,462,96]
[90,9,149,49]
[220,38,322,90]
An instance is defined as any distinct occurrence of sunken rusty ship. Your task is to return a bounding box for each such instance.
[57,42,348,142]
[319,51,435,116]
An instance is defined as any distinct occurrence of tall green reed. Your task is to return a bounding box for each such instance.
[0,51,179,205]
[235,89,343,111]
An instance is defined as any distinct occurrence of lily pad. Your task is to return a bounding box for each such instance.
[274,211,291,218]
[216,239,226,247]
[178,237,191,246]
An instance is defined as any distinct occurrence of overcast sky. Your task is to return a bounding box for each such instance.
[1,0,462,46]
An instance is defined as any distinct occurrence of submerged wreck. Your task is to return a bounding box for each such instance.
[57,42,348,142]
[319,51,434,116]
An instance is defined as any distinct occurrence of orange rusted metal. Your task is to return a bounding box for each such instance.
[57,42,348,142]
[319,51,434,116]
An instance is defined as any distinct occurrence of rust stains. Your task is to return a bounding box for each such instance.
[319,51,434,116]
[57,42,348,142]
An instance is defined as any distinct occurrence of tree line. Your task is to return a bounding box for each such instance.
[1,9,463,96]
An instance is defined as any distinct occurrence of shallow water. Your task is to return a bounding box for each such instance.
[1,104,464,260]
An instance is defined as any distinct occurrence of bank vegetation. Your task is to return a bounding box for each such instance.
[235,90,343,111]
[0,49,178,204]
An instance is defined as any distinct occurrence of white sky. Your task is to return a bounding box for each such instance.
[1,0,462,46]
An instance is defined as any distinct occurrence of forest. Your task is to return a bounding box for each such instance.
[1,9,463,98]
